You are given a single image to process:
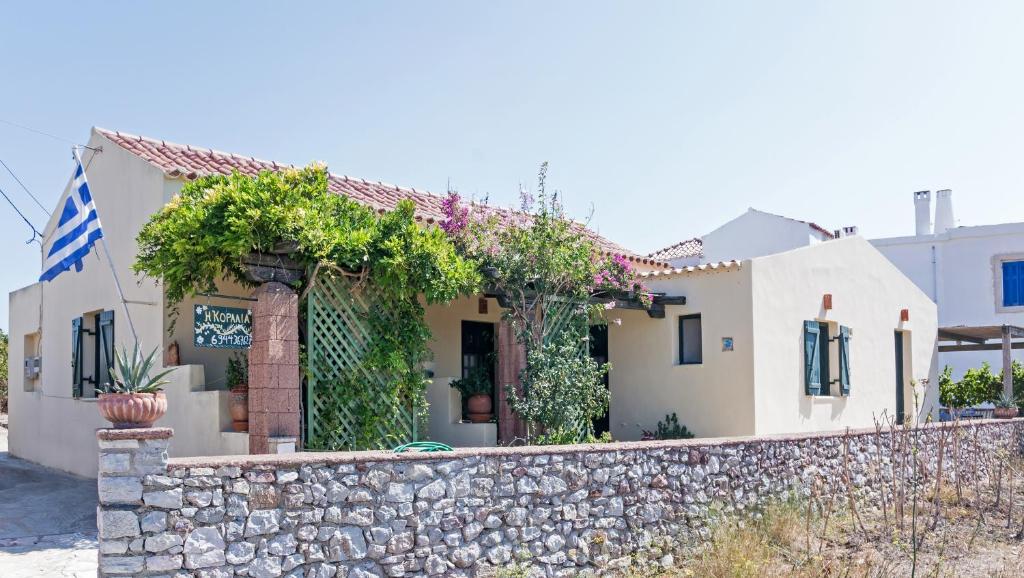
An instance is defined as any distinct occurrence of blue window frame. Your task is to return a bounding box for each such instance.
[1002,261,1024,307]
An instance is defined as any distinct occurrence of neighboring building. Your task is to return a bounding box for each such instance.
[872,189,1024,379]
[648,207,848,266]
[7,128,940,477]
[610,237,938,440]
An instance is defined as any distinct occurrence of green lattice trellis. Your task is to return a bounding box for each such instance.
[305,270,417,450]
[543,297,593,443]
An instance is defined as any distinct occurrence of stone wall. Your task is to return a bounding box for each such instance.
[96,419,1024,577]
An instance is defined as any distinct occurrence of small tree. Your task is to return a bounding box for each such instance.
[441,164,624,443]
[939,363,1001,408]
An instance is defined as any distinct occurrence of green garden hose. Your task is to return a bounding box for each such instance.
[392,441,454,453]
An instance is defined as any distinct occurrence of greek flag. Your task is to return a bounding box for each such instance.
[39,152,104,282]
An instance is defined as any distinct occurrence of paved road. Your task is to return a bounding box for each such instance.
[0,422,98,577]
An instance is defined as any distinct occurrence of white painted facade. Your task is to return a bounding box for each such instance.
[609,237,939,440]
[872,190,1024,380]
[7,130,251,477]
[700,208,834,263]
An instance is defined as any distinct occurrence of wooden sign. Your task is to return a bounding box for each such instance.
[194,305,252,349]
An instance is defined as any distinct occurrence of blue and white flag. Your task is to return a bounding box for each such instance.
[39,152,104,282]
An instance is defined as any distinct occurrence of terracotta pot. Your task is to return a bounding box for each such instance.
[230,385,249,432]
[467,394,492,415]
[994,407,1019,419]
[97,392,167,429]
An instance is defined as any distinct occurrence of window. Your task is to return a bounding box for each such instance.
[460,321,494,380]
[678,314,702,364]
[803,320,851,397]
[72,310,114,398]
[1002,260,1024,307]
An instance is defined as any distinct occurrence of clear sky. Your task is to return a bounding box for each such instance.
[3,1,1024,330]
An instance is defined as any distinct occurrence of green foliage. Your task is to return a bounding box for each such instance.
[938,363,1002,408]
[104,343,174,394]
[0,329,8,413]
[133,165,480,449]
[443,165,612,443]
[225,352,248,389]
[450,366,493,398]
[504,327,610,445]
[654,412,695,440]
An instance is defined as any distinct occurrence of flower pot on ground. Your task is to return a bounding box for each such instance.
[450,367,494,423]
[226,352,249,432]
[97,344,173,429]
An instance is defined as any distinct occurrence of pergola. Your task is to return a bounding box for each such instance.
[938,325,1024,398]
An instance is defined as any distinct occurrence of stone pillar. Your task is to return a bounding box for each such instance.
[496,320,529,443]
[249,281,301,454]
[96,427,176,577]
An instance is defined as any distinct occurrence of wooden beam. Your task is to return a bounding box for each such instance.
[1003,326,1014,399]
[652,295,687,306]
[646,303,666,319]
[939,342,1024,352]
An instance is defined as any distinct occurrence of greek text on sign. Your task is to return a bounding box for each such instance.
[194,305,252,349]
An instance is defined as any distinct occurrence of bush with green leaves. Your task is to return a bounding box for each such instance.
[654,412,695,440]
[450,366,493,399]
[939,363,1002,408]
[133,165,480,449]
[225,352,248,389]
[441,165,612,443]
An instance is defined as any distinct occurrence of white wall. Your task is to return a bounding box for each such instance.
[7,129,246,477]
[609,265,756,440]
[750,237,939,434]
[701,209,821,263]
[873,223,1024,379]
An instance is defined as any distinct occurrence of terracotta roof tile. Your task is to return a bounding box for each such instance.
[640,260,742,278]
[648,237,703,261]
[96,128,669,268]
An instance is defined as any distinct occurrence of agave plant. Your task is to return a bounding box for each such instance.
[103,343,173,394]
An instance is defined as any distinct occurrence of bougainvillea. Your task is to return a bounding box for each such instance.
[592,253,653,308]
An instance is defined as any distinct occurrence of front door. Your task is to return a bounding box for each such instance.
[895,331,905,424]
[589,324,610,436]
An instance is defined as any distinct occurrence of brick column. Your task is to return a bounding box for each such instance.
[96,427,175,576]
[496,320,529,443]
[248,282,301,454]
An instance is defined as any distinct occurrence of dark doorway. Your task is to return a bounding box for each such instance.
[895,331,905,424]
[461,321,496,420]
[590,324,610,436]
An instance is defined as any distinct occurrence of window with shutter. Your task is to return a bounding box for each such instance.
[803,320,821,395]
[839,325,851,395]
[1002,261,1024,307]
[71,317,83,397]
[97,310,115,392]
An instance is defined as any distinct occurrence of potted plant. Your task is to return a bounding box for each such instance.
[226,352,249,432]
[97,344,172,428]
[450,367,494,423]
[993,392,1020,419]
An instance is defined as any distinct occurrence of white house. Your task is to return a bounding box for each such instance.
[872,190,1024,380]
[649,207,849,266]
[7,127,940,477]
[610,237,939,440]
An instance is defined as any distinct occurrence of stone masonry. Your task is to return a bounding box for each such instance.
[249,282,301,455]
[97,419,1024,577]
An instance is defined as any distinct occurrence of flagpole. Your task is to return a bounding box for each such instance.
[74,147,139,345]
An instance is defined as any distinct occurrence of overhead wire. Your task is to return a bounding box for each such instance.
[0,182,43,244]
[0,156,49,214]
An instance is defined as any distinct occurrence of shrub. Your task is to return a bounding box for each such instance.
[939,363,1001,408]
[649,412,695,440]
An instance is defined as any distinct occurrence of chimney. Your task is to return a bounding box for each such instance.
[833,225,859,238]
[914,190,932,236]
[934,189,954,234]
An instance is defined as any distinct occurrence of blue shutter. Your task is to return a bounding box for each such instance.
[804,320,821,395]
[71,317,83,397]
[1004,261,1024,307]
[839,325,851,395]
